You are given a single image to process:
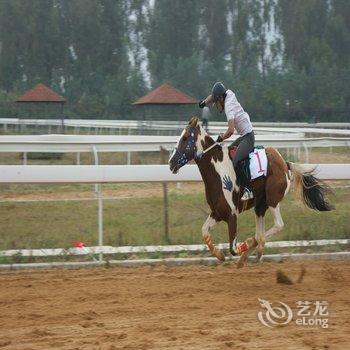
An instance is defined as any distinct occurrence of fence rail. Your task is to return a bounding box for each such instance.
[1,118,350,136]
[0,163,349,183]
[2,135,350,153]
[1,239,349,257]
[0,135,349,165]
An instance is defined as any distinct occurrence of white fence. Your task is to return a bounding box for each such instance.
[1,118,350,136]
[2,239,349,258]
[0,135,349,164]
[0,164,349,183]
[1,120,349,267]
[3,135,350,153]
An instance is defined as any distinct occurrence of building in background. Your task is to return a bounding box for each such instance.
[16,83,66,121]
[132,83,198,121]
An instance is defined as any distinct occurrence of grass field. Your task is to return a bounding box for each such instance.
[0,183,349,252]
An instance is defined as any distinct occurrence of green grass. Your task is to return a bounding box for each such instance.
[0,182,160,196]
[0,150,162,165]
[0,187,349,251]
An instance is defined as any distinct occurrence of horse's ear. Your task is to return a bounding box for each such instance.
[188,116,199,128]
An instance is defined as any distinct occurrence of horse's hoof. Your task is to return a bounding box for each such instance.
[256,255,263,264]
[236,260,245,269]
[214,249,225,262]
[216,252,226,262]
[256,250,263,263]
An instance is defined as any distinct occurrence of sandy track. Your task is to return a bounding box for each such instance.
[0,260,349,350]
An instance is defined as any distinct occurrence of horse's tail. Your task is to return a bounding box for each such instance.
[287,162,334,211]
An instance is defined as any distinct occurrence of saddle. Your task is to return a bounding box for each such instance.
[228,145,267,182]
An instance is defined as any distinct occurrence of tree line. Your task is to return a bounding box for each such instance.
[0,0,349,121]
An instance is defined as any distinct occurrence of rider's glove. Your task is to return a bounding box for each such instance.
[198,99,206,108]
[216,134,224,143]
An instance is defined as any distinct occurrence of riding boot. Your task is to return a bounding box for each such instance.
[234,164,243,188]
[234,164,253,201]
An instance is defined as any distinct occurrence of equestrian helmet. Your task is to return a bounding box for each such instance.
[211,82,227,102]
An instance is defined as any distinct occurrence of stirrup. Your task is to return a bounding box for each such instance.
[241,188,254,201]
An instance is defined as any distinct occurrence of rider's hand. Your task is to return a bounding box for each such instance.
[198,99,206,108]
[216,134,224,143]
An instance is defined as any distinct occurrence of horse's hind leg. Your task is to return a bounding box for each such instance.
[228,214,238,256]
[264,204,284,240]
[236,190,267,268]
[255,214,266,262]
[202,214,225,262]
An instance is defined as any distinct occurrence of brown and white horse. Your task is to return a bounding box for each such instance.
[169,117,334,268]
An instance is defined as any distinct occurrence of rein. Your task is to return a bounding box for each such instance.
[196,141,221,160]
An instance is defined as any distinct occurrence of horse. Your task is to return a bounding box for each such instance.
[169,116,334,268]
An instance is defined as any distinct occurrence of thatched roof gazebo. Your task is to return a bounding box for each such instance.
[132,83,197,120]
[16,83,66,123]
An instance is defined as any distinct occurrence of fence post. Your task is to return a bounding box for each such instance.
[302,142,309,163]
[92,145,103,262]
[160,147,170,243]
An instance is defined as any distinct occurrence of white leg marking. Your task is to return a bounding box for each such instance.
[232,236,239,254]
[202,214,225,261]
[284,173,291,196]
[202,215,217,237]
[264,204,284,240]
[255,215,265,241]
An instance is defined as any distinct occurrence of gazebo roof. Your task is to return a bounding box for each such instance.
[16,83,66,103]
[133,83,197,105]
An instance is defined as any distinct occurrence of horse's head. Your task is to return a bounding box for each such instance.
[169,116,207,174]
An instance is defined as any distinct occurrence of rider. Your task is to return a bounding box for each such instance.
[199,82,255,201]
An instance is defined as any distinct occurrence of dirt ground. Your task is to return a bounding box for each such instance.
[0,260,349,350]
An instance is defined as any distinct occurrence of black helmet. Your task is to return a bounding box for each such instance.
[211,82,226,102]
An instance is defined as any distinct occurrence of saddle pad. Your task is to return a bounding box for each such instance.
[249,148,268,180]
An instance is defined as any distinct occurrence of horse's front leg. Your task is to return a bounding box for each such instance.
[236,236,258,268]
[236,196,267,267]
[202,214,225,262]
[236,214,262,268]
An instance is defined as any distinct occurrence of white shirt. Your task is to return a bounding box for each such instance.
[224,89,253,136]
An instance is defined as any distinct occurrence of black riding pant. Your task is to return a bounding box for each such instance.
[230,131,255,187]
[231,131,255,167]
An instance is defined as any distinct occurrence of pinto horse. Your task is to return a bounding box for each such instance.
[169,117,334,268]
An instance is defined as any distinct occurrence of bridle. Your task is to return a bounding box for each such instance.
[173,127,221,167]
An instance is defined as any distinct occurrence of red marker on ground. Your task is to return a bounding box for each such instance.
[74,240,85,249]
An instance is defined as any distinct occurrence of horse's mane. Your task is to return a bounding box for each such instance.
[200,128,216,148]
[197,129,223,163]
